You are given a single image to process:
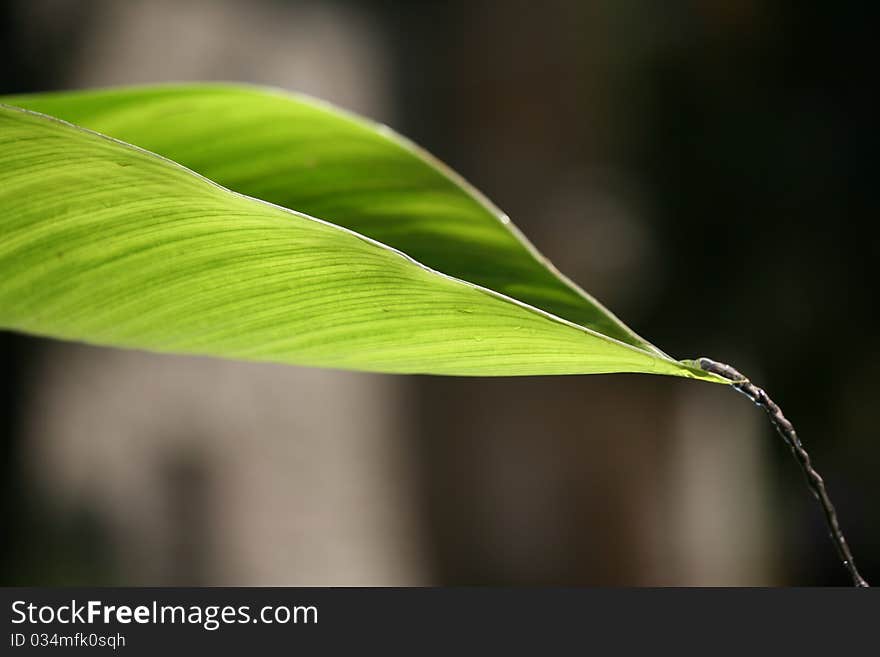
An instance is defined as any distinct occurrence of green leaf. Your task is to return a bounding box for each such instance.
[0,90,722,381]
[5,84,658,353]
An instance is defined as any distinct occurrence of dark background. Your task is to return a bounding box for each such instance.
[1,0,876,586]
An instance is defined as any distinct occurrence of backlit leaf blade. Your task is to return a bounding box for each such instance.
[0,104,719,380]
[4,83,662,356]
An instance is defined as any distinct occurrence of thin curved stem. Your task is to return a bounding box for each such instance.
[697,357,868,588]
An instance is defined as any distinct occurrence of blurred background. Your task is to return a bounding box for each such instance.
[1,0,876,586]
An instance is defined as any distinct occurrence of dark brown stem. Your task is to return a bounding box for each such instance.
[697,357,869,588]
